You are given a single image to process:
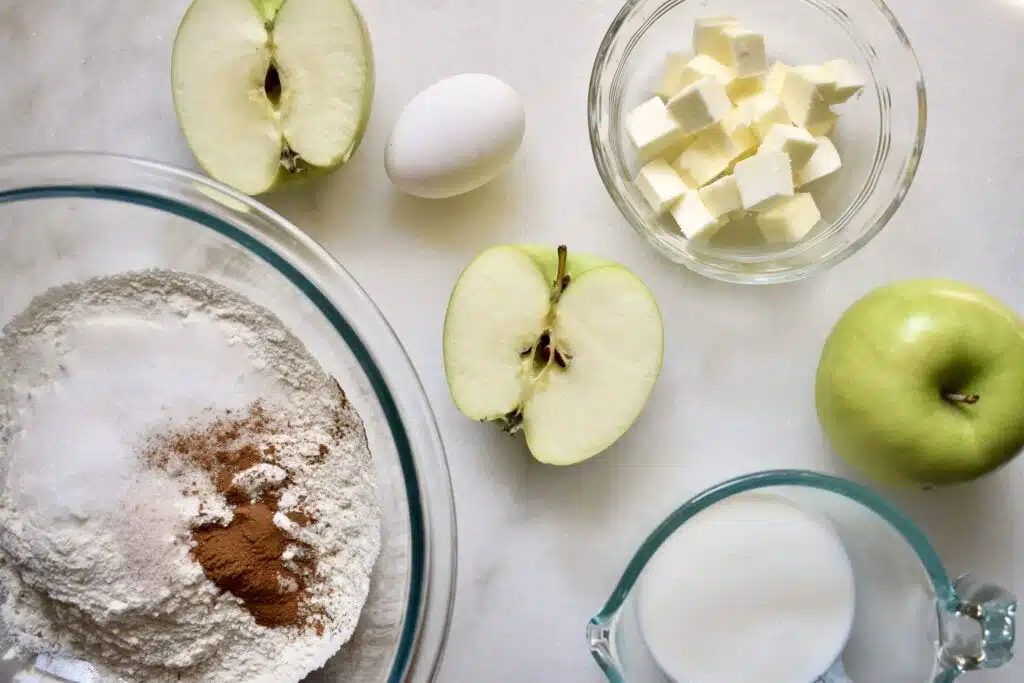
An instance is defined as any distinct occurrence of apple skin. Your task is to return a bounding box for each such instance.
[815,279,1024,487]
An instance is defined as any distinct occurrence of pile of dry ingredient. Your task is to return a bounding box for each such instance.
[0,270,382,683]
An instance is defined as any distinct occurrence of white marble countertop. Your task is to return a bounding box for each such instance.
[2,0,1023,681]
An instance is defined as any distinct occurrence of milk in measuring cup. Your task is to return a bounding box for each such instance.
[637,492,856,683]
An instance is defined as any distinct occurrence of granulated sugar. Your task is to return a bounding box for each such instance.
[0,270,381,683]
[6,309,274,521]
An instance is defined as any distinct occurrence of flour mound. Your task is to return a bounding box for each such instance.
[0,270,382,682]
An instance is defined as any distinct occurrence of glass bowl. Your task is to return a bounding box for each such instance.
[588,0,927,284]
[588,470,1016,683]
[0,152,456,683]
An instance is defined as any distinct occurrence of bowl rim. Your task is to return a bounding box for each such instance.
[587,0,928,285]
[0,151,458,683]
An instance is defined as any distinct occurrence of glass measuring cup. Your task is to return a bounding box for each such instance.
[587,470,1016,683]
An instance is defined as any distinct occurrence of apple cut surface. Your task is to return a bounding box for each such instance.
[273,0,373,167]
[171,0,372,195]
[443,245,663,466]
[172,0,281,195]
[521,266,663,465]
[444,247,551,422]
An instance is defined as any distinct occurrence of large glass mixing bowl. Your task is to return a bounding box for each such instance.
[0,152,456,683]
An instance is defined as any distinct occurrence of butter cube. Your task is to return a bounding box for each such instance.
[635,159,692,213]
[821,59,865,104]
[756,193,822,244]
[778,66,835,128]
[808,110,839,136]
[733,151,794,211]
[759,124,819,169]
[735,92,792,139]
[666,75,733,136]
[765,61,789,94]
[693,16,737,66]
[654,53,692,100]
[673,123,757,186]
[670,191,724,240]
[723,105,752,140]
[626,96,687,162]
[727,75,764,103]
[658,55,735,101]
[722,26,767,77]
[795,136,842,187]
[699,175,742,219]
[684,55,735,86]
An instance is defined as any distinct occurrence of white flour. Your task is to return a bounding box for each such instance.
[0,270,382,682]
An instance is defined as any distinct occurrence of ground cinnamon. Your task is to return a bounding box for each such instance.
[192,502,304,627]
[144,402,319,630]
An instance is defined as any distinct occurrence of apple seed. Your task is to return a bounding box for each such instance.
[264,63,283,107]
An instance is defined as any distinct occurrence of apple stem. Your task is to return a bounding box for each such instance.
[551,245,569,305]
[944,392,980,405]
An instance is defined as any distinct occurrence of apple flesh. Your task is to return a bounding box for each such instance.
[815,279,1024,487]
[171,0,374,195]
[443,245,664,466]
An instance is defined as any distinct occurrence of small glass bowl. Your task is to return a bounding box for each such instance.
[588,0,927,284]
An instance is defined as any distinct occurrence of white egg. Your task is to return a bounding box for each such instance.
[385,73,526,199]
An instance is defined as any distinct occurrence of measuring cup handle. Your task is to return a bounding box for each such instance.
[936,573,1016,677]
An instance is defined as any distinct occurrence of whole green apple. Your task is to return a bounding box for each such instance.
[815,279,1024,487]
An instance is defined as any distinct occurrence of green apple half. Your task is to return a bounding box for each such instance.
[815,279,1024,487]
[171,0,374,195]
[443,245,664,465]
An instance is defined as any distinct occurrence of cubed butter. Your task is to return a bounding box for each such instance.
[670,190,724,240]
[673,123,757,186]
[735,91,792,139]
[778,66,835,128]
[722,104,752,140]
[807,110,839,136]
[795,136,842,187]
[666,75,733,136]
[693,16,737,66]
[759,124,819,169]
[699,175,742,219]
[765,61,789,94]
[654,53,692,100]
[727,75,764,103]
[722,26,768,77]
[679,55,734,89]
[626,96,688,162]
[756,193,821,244]
[733,151,794,210]
[635,159,692,213]
[821,59,865,104]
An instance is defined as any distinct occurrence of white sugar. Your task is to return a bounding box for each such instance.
[6,311,275,520]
